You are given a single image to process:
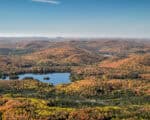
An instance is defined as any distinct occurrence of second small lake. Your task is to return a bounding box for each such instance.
[3,73,71,85]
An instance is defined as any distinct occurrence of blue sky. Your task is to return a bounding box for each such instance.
[0,0,150,38]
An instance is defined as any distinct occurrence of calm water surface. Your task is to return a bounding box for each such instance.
[3,73,71,85]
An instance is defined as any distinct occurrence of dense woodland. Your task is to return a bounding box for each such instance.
[0,39,150,120]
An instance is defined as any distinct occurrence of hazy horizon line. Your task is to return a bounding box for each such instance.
[0,36,149,40]
[0,35,149,40]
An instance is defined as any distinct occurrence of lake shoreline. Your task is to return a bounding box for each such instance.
[0,72,71,85]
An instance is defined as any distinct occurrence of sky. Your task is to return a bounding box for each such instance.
[0,0,150,38]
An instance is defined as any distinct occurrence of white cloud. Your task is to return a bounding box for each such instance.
[32,0,60,5]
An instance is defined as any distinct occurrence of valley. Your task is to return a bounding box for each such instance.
[0,38,150,120]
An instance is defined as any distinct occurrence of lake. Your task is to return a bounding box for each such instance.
[2,73,71,85]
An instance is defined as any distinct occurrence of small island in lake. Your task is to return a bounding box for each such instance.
[44,77,50,80]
